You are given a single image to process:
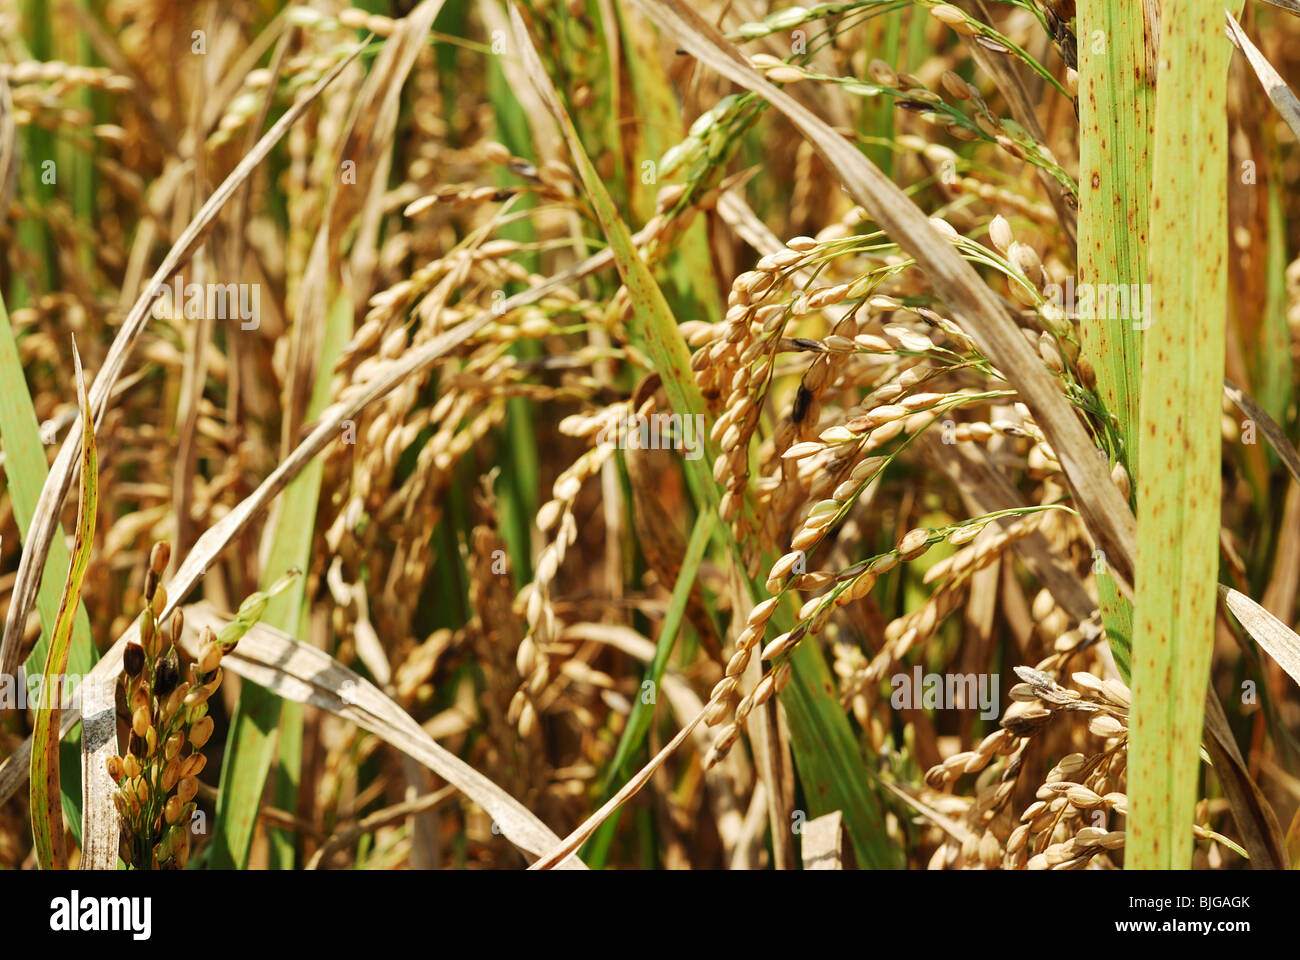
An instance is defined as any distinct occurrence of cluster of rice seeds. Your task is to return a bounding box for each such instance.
[702,600,792,769]
[778,357,930,457]
[940,397,1074,483]
[0,60,132,134]
[920,727,1026,870]
[340,229,588,386]
[333,352,504,629]
[982,216,1099,399]
[923,5,1078,192]
[301,65,618,677]
[405,142,575,217]
[1009,746,1129,870]
[758,291,892,537]
[734,2,1075,199]
[7,99,126,138]
[655,93,760,216]
[695,322,1044,762]
[706,510,1037,766]
[779,382,1020,552]
[785,54,992,146]
[464,486,546,803]
[702,592,781,733]
[912,619,1118,868]
[325,232,596,652]
[107,543,227,869]
[760,201,1095,458]
[387,397,503,542]
[282,5,400,41]
[509,442,616,738]
[689,240,818,568]
[0,59,133,90]
[321,388,466,676]
[207,49,341,148]
[692,222,1002,566]
[883,133,1058,227]
[990,658,1133,870]
[837,512,1050,705]
[342,144,577,368]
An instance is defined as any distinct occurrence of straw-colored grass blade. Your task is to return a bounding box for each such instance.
[29,342,97,870]
[1225,11,1300,141]
[181,604,585,869]
[1224,380,1300,485]
[801,811,846,870]
[1221,586,1300,687]
[78,672,118,871]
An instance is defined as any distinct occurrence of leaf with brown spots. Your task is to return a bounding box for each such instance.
[29,342,98,871]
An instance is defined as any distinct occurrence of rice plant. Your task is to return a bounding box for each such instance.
[0,0,1297,873]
